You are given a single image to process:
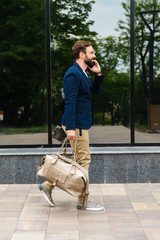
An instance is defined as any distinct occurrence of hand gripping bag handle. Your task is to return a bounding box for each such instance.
[57,137,77,161]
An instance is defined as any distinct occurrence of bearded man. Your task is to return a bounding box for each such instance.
[39,41,104,211]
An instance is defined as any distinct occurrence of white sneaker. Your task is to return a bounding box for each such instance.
[77,201,104,211]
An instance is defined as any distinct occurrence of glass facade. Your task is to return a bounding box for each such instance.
[0,0,159,147]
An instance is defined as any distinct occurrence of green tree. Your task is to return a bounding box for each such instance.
[93,37,130,126]
[0,0,96,126]
[50,0,96,125]
[0,0,46,126]
[116,0,160,124]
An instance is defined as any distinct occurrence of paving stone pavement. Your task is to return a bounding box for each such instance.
[1,183,160,240]
[0,126,160,145]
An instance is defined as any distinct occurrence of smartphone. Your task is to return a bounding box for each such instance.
[87,61,95,68]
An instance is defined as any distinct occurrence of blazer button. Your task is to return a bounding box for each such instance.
[90,112,92,114]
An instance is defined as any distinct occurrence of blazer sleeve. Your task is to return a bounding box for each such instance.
[92,73,104,94]
[63,72,80,130]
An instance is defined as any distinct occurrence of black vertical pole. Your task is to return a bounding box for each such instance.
[130,0,135,145]
[46,0,52,146]
[149,30,154,104]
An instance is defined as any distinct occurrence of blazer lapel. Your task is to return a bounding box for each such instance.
[73,62,92,86]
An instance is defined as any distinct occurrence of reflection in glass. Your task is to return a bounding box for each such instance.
[90,0,130,143]
[134,1,160,143]
[0,1,47,145]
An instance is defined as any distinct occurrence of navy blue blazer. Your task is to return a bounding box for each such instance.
[61,61,104,130]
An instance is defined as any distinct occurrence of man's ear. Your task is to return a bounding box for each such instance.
[79,51,85,59]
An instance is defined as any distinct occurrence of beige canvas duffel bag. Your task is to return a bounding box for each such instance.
[37,138,89,210]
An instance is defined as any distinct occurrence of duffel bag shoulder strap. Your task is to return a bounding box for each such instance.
[82,179,89,210]
[56,137,89,210]
[68,159,89,210]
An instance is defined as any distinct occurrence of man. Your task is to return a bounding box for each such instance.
[39,41,104,211]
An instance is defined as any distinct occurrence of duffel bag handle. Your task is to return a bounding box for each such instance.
[57,137,68,155]
[57,137,77,161]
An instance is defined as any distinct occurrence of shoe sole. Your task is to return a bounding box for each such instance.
[38,184,55,207]
[86,207,104,211]
[77,205,104,211]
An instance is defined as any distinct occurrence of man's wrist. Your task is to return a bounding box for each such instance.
[96,71,102,75]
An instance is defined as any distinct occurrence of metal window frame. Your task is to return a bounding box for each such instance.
[0,0,160,148]
[46,0,52,147]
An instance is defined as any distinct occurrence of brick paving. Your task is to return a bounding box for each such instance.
[0,125,160,239]
[1,183,160,240]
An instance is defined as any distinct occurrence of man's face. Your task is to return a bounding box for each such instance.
[84,46,96,68]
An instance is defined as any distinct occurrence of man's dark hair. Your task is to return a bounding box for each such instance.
[72,41,92,59]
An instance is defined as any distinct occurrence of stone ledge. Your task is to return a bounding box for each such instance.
[1,147,160,184]
[0,146,160,156]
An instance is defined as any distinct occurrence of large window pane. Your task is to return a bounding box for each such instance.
[134,1,160,143]
[0,0,48,145]
[51,0,130,145]
[88,0,130,144]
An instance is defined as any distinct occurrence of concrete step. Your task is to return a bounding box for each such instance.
[0,147,160,184]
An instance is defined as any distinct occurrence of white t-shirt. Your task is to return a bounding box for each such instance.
[83,70,88,78]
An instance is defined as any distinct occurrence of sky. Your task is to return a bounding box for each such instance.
[89,0,126,37]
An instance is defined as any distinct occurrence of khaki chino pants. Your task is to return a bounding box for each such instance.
[44,126,91,203]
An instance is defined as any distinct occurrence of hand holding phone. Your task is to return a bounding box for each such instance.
[86,60,95,68]
[89,61,96,68]
[88,60,101,74]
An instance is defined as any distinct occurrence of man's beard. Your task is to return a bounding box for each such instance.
[84,57,95,68]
